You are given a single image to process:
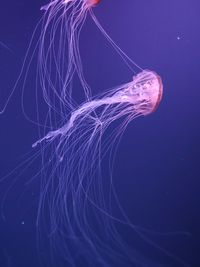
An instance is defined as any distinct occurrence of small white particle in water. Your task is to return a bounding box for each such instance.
[21,221,25,225]
[177,36,181,40]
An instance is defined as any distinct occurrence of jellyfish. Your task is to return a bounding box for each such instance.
[33,70,163,148]
[0,1,189,267]
[31,70,164,267]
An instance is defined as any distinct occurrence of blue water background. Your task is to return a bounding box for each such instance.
[0,0,200,266]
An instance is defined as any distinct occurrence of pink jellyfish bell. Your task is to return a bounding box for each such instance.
[126,70,163,116]
[85,0,101,7]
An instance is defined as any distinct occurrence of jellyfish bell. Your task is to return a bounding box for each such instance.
[149,72,163,113]
[128,70,163,115]
[85,0,101,7]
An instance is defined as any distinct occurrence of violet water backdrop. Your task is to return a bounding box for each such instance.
[0,0,200,266]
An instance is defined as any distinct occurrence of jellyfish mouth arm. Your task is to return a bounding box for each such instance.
[40,0,73,11]
[32,91,133,148]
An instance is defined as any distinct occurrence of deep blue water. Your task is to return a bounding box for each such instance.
[0,0,200,266]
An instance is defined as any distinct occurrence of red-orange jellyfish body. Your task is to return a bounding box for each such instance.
[152,73,163,112]
[86,0,101,7]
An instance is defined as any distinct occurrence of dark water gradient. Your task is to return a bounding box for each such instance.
[0,0,200,266]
